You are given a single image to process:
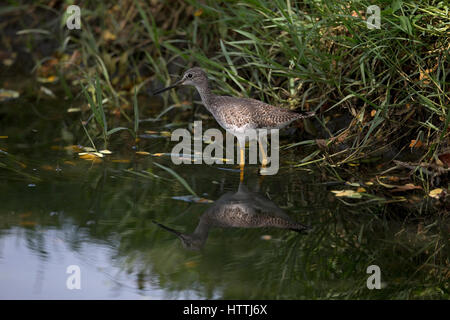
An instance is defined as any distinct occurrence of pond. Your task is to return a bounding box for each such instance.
[1,79,447,300]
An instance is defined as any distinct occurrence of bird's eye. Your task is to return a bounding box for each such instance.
[187,73,193,78]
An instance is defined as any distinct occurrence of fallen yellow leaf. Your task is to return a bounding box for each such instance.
[428,188,443,199]
[37,75,58,83]
[331,189,363,198]
[194,8,203,16]
[185,261,197,268]
[0,89,19,102]
[79,153,99,160]
[102,30,116,41]
[111,159,131,163]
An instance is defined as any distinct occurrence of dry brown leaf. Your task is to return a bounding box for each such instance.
[391,183,422,192]
[409,139,423,148]
[438,153,450,166]
[316,139,328,149]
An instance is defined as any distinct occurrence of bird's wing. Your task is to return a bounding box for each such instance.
[214,96,303,129]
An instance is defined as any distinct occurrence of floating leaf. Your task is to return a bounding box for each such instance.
[0,89,19,102]
[79,153,102,162]
[37,75,58,83]
[160,131,171,137]
[40,86,56,98]
[111,159,131,163]
[136,151,150,155]
[331,189,363,199]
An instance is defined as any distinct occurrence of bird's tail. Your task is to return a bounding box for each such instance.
[293,108,316,119]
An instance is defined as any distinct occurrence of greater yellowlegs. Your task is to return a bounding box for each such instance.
[153,67,315,180]
[153,181,308,250]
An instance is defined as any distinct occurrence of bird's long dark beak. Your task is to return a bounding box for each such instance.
[152,79,183,95]
[153,220,183,237]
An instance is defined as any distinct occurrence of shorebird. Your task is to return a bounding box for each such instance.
[153,180,308,250]
[153,67,315,180]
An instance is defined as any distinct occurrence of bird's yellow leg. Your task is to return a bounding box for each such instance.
[258,138,268,167]
[240,147,245,182]
[257,138,268,183]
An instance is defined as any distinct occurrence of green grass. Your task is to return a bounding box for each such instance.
[70,0,448,164]
[1,0,449,192]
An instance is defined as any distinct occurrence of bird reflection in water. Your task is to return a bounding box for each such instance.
[153,179,309,250]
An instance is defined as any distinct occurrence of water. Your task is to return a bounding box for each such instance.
[0,90,448,299]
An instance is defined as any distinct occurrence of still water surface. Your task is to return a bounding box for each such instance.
[0,92,447,299]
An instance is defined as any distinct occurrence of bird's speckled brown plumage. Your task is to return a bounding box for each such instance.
[154,67,315,133]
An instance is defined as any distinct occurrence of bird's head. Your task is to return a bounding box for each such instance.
[153,67,208,95]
